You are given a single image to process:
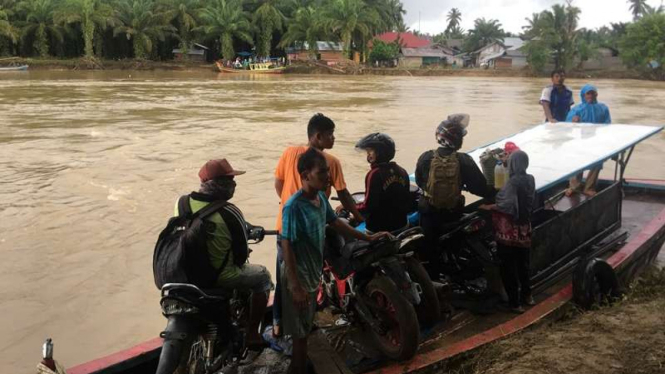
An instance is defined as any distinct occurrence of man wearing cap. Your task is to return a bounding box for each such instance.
[176,159,273,349]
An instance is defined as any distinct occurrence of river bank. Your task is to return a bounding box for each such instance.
[448,265,665,374]
[2,57,652,80]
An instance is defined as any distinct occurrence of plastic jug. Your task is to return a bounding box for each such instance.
[494,161,507,189]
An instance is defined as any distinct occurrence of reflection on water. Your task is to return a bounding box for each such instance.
[0,71,663,373]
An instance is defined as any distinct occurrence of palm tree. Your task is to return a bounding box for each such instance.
[158,0,201,54]
[17,0,64,57]
[252,0,284,58]
[627,0,648,20]
[196,0,253,61]
[321,0,379,57]
[277,5,321,57]
[113,0,175,59]
[444,25,464,39]
[56,0,115,58]
[446,8,461,31]
[464,18,504,52]
[0,6,17,43]
[643,2,664,15]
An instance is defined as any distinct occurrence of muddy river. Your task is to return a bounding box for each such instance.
[0,71,663,373]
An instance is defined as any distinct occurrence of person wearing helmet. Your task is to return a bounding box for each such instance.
[414,114,495,275]
[355,133,412,233]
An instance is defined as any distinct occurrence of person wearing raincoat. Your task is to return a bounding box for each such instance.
[564,84,612,196]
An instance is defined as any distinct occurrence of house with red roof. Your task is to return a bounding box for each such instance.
[370,32,431,49]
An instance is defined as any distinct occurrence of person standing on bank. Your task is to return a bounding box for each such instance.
[540,69,574,123]
[480,150,536,314]
[273,113,363,337]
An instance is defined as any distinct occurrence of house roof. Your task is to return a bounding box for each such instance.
[503,37,525,51]
[372,32,431,48]
[401,47,446,58]
[442,39,464,49]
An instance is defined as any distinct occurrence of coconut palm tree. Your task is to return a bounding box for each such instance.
[158,0,201,54]
[277,5,321,57]
[321,0,379,57]
[446,7,461,31]
[0,7,17,43]
[252,0,284,58]
[55,0,115,58]
[627,0,648,20]
[113,0,175,59]
[196,0,252,60]
[464,18,504,52]
[643,2,664,15]
[17,0,64,57]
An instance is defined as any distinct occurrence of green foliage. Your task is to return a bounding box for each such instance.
[18,0,64,57]
[320,0,379,57]
[627,0,648,21]
[252,0,284,57]
[55,0,115,57]
[620,13,665,79]
[368,37,396,62]
[523,39,548,73]
[445,7,460,32]
[196,0,252,60]
[463,18,503,52]
[112,0,174,59]
[277,5,321,56]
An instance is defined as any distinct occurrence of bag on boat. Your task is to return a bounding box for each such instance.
[425,151,462,210]
[152,195,248,289]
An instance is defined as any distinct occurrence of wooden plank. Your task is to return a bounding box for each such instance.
[308,330,353,374]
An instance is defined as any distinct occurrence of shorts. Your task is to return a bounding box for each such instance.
[216,264,274,294]
[280,270,317,339]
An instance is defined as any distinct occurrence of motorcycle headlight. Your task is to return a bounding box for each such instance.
[160,298,199,316]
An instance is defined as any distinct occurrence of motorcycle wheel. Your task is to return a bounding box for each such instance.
[405,257,441,326]
[365,276,419,361]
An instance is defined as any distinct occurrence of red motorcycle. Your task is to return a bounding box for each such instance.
[317,228,420,361]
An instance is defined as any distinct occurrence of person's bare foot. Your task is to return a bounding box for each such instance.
[272,324,281,338]
[565,188,576,197]
[583,189,597,197]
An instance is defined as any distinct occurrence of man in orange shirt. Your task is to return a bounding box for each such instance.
[272,113,363,336]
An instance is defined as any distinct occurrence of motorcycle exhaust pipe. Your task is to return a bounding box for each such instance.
[155,316,196,374]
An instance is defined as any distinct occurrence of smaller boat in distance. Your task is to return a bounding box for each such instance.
[215,60,284,74]
[0,64,28,71]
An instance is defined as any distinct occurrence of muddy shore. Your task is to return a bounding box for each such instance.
[446,266,665,374]
[2,57,652,80]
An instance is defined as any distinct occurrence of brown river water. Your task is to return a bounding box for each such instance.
[0,71,663,373]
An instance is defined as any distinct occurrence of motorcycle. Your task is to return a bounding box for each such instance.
[318,227,420,361]
[155,225,276,374]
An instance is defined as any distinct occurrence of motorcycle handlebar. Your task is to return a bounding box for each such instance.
[264,230,279,236]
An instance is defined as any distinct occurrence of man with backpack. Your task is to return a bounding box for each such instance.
[174,159,273,349]
[414,114,495,275]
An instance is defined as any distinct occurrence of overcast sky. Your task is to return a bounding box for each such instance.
[402,0,664,35]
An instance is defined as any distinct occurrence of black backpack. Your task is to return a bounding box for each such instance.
[153,195,247,290]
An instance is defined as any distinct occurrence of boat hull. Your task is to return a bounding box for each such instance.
[66,180,665,374]
[215,61,285,74]
[0,65,28,71]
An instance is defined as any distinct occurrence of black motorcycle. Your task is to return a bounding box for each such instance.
[155,226,275,374]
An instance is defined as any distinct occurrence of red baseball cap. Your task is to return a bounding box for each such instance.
[504,142,520,155]
[198,159,246,182]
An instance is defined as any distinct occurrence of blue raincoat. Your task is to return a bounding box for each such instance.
[565,84,611,124]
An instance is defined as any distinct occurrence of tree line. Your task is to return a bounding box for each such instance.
[0,0,406,60]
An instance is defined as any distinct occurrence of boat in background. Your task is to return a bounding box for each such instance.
[215,61,285,74]
[0,64,28,71]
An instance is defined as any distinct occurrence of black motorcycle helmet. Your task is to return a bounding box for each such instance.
[355,133,396,164]
[436,113,469,150]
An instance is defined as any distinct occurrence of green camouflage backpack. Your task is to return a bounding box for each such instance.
[425,151,461,210]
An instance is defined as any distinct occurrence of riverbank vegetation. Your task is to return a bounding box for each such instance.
[0,0,662,80]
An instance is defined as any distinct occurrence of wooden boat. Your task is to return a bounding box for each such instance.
[0,64,28,71]
[62,123,663,374]
[215,61,285,74]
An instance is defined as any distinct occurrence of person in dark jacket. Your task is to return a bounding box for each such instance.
[480,150,536,313]
[414,114,495,275]
[355,133,412,233]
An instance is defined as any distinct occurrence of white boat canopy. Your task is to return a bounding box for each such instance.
[466,123,663,192]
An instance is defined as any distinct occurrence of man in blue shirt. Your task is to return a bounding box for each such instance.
[281,148,389,374]
[540,69,574,123]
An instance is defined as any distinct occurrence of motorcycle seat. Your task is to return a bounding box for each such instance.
[341,241,372,259]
